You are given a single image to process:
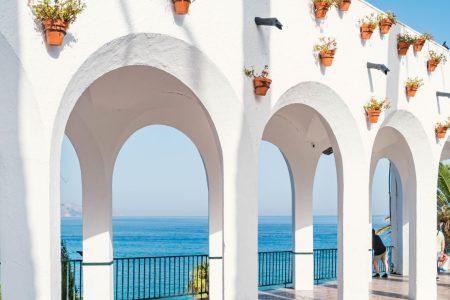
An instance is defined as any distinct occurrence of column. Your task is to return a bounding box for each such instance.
[81,158,114,300]
[291,153,320,291]
[222,136,258,299]
[336,155,370,299]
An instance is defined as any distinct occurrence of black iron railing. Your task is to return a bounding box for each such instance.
[114,254,208,300]
[314,248,337,284]
[63,247,395,298]
[258,251,293,287]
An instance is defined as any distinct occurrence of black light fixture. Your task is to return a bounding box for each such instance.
[254,17,283,30]
[322,147,333,155]
[443,41,449,50]
[437,91,450,98]
[367,62,390,75]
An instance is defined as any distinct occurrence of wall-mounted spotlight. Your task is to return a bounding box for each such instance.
[367,62,390,75]
[254,17,283,30]
[322,147,333,155]
[443,41,449,50]
[437,91,450,98]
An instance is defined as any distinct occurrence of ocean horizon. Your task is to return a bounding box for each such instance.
[61,215,390,259]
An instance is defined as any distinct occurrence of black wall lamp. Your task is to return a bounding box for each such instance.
[255,17,283,30]
[437,91,450,98]
[367,62,390,75]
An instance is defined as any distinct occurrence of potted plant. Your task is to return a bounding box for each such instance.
[427,50,447,72]
[436,121,449,139]
[359,14,378,40]
[397,33,413,56]
[244,65,272,96]
[405,77,424,98]
[377,12,397,34]
[314,37,337,67]
[31,0,86,46]
[336,0,351,12]
[173,0,192,15]
[412,33,432,52]
[313,0,334,19]
[364,97,390,124]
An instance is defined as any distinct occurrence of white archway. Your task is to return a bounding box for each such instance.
[261,81,369,299]
[49,33,250,300]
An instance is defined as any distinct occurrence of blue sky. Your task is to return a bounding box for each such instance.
[60,0,448,217]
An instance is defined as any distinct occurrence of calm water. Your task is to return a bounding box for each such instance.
[61,216,390,259]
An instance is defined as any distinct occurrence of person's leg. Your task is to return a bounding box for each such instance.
[373,257,381,277]
[382,252,389,277]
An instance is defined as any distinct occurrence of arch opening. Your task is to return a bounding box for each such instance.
[58,64,224,298]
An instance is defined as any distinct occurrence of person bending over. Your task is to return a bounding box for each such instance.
[372,229,389,278]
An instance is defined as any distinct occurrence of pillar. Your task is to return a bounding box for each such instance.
[291,152,321,291]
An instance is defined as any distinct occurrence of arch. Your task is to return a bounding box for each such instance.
[261,81,369,298]
[49,33,245,299]
[369,110,437,299]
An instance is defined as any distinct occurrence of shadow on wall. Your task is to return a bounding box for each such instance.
[0,3,36,298]
[386,25,402,111]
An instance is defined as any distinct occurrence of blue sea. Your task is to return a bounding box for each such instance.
[61,215,390,259]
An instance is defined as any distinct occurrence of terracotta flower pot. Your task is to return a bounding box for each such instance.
[173,0,191,15]
[427,59,439,72]
[413,39,425,52]
[314,2,330,19]
[360,24,375,40]
[397,41,410,56]
[339,0,351,11]
[366,109,381,124]
[319,49,336,67]
[42,19,68,46]
[406,86,418,97]
[436,126,448,139]
[379,19,393,34]
[253,77,272,96]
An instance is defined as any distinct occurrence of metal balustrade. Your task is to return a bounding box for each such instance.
[62,247,395,299]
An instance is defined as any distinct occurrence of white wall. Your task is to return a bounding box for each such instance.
[0,1,448,299]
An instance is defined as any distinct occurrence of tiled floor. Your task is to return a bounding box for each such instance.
[258,273,450,299]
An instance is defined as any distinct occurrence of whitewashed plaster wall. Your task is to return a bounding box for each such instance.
[0,0,449,299]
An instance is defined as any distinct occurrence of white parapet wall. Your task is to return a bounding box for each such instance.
[0,1,448,299]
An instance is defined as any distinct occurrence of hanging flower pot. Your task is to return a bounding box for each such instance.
[427,50,447,72]
[366,109,381,124]
[31,0,86,47]
[337,0,351,11]
[319,50,336,66]
[412,33,432,52]
[313,0,332,19]
[377,12,397,35]
[314,37,337,67]
[360,24,375,40]
[42,19,68,46]
[254,77,272,96]
[405,77,423,98]
[359,14,378,40]
[244,65,272,96]
[173,0,191,15]
[364,97,390,124]
[397,34,413,56]
[436,124,448,139]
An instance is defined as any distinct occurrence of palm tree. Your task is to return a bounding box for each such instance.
[437,163,450,246]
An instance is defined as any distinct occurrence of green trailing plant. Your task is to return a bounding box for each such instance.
[364,97,390,111]
[438,163,450,246]
[397,33,414,44]
[359,13,378,28]
[31,0,86,24]
[188,262,209,298]
[244,65,270,79]
[405,77,424,88]
[61,241,80,300]
[313,37,337,53]
[377,11,397,24]
[429,50,448,64]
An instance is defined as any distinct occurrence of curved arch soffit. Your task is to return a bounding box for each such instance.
[50,33,246,173]
[266,81,368,173]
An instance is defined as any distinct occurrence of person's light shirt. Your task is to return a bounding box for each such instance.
[437,230,445,253]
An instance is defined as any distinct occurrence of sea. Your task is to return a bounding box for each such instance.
[61,215,390,259]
